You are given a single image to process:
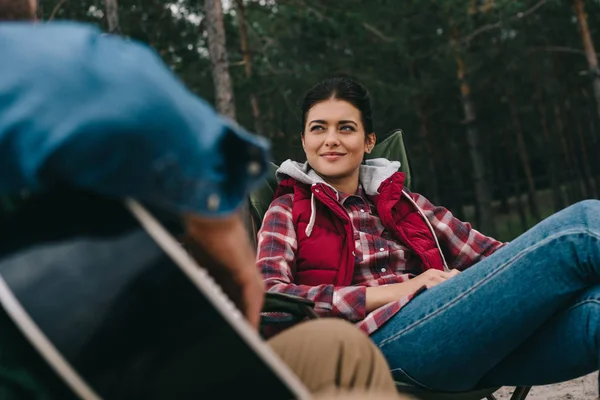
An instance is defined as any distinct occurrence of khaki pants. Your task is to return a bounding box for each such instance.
[268,319,416,399]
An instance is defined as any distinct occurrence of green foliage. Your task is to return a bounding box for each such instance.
[38,0,600,235]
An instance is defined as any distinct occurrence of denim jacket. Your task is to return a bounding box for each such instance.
[0,22,269,216]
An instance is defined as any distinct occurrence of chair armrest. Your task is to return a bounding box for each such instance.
[262,292,318,319]
[265,292,314,306]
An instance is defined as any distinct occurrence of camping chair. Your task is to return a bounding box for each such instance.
[251,129,532,400]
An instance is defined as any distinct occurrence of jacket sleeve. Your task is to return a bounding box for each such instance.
[0,22,269,217]
[257,194,367,321]
[410,192,506,270]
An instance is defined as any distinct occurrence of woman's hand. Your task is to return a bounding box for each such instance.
[366,269,460,312]
[410,269,461,289]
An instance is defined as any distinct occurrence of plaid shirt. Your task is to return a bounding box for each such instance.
[257,186,504,335]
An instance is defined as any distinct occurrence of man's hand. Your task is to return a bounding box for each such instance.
[183,212,264,330]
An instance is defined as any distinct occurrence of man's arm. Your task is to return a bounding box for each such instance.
[0,22,269,216]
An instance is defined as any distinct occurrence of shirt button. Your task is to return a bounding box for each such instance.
[379,247,385,252]
[207,194,220,211]
[381,268,386,272]
[247,161,262,176]
[360,209,365,213]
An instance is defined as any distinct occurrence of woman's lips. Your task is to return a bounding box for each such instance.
[320,153,346,161]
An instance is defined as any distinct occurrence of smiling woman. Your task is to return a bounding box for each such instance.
[256,76,600,395]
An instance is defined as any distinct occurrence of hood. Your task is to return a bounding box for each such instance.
[276,158,401,196]
[276,158,401,238]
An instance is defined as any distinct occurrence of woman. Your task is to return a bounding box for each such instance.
[257,77,600,393]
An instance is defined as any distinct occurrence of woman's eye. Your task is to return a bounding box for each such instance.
[310,125,325,132]
[340,125,355,132]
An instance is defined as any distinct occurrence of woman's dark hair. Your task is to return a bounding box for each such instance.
[301,77,374,135]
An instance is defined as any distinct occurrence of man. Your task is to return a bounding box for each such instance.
[0,9,408,399]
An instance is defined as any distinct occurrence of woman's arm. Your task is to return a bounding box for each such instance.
[257,195,369,321]
[257,194,464,316]
[410,192,505,270]
[366,269,461,311]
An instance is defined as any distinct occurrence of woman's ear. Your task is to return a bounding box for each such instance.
[301,133,306,149]
[364,133,376,153]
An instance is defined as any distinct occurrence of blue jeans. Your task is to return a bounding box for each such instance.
[371,200,600,392]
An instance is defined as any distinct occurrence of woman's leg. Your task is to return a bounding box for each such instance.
[477,285,600,388]
[370,200,600,392]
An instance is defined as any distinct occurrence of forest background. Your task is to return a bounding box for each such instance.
[39,0,600,241]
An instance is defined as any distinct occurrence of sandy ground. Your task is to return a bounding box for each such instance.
[494,372,598,399]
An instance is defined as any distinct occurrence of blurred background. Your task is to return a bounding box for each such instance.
[39,0,600,241]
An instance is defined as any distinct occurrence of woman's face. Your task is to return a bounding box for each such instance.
[302,99,375,187]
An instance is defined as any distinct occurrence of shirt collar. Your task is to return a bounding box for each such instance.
[339,185,369,206]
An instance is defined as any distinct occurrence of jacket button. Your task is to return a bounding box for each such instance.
[207,194,220,211]
[379,247,385,252]
[247,161,262,176]
[380,268,386,273]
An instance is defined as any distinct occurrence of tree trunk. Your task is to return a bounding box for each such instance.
[507,94,541,221]
[491,127,510,214]
[581,88,600,181]
[575,109,597,198]
[104,0,120,34]
[449,144,467,221]
[438,124,466,221]
[267,101,277,138]
[554,104,579,203]
[235,0,263,135]
[587,110,600,186]
[564,99,588,200]
[418,112,441,204]
[205,0,236,119]
[453,47,496,236]
[534,84,565,212]
[573,0,600,124]
[501,128,528,232]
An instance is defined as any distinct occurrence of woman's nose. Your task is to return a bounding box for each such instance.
[324,129,340,146]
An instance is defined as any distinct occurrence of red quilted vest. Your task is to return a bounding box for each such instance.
[273,172,447,286]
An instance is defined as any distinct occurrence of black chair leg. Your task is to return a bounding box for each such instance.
[510,386,532,400]
[485,394,497,400]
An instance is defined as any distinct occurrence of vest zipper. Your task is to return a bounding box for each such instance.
[317,185,356,285]
[401,191,450,271]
